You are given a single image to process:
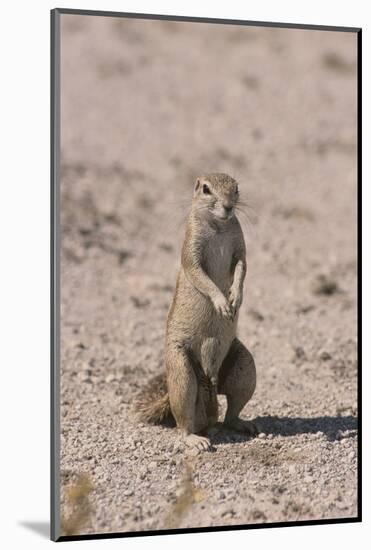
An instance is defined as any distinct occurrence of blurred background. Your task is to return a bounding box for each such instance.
[59,14,357,535]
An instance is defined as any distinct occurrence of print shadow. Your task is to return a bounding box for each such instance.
[18,521,50,539]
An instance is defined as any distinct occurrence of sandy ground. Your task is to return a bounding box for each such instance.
[59,14,358,536]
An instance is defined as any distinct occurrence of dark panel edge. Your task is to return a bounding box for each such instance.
[54,8,361,33]
[56,517,361,542]
[356,27,362,523]
[51,7,61,543]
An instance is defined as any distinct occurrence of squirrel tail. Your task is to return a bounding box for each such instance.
[134,373,175,427]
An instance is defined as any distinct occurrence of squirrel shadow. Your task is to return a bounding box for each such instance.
[211,415,358,445]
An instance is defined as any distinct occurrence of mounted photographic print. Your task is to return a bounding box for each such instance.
[51,8,361,542]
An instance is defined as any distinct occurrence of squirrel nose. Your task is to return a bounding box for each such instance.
[224,205,233,213]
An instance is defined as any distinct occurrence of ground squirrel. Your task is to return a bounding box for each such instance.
[136,173,256,451]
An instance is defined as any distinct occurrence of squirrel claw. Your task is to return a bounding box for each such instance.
[184,433,212,452]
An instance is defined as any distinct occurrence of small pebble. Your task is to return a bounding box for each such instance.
[319,350,332,361]
[293,346,306,360]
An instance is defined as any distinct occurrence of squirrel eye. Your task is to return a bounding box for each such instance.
[235,185,239,194]
[203,184,211,195]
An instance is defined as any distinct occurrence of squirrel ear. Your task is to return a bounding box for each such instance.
[194,178,201,192]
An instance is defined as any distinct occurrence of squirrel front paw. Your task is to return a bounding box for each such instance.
[228,287,243,316]
[212,293,233,320]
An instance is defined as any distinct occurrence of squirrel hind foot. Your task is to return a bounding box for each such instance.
[223,417,258,436]
[184,433,213,453]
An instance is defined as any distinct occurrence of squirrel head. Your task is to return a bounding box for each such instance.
[193,173,239,222]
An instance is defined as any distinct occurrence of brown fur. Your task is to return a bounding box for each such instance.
[136,174,257,450]
[135,373,175,426]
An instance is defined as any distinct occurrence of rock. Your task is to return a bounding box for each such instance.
[319,350,332,361]
[311,274,340,296]
[293,346,307,362]
[221,508,236,518]
[78,372,92,383]
[249,309,265,321]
